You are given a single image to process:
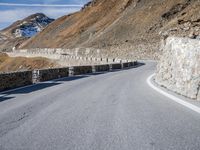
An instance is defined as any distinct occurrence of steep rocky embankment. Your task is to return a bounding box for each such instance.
[20,0,200,59]
[156,37,200,101]
[0,13,54,51]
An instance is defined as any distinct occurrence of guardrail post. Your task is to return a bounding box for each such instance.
[69,67,74,76]
[109,64,112,71]
[92,66,96,73]
[32,70,40,84]
[121,63,124,69]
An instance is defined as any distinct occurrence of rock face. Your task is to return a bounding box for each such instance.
[155,37,200,100]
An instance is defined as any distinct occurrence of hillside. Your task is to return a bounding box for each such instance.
[0,13,54,51]
[0,53,59,72]
[20,0,200,59]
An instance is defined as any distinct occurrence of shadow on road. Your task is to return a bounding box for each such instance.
[55,75,89,82]
[0,96,15,102]
[8,83,61,94]
[0,75,89,103]
[133,62,145,68]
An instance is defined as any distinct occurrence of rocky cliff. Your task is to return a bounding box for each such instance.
[155,37,200,101]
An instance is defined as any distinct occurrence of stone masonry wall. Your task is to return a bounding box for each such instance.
[0,62,137,92]
[0,71,32,91]
[37,68,69,82]
[94,65,110,72]
[155,37,200,100]
[73,66,93,75]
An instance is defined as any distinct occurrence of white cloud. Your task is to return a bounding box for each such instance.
[0,7,80,24]
[0,9,32,23]
[43,7,80,18]
[0,3,82,7]
[0,1,88,29]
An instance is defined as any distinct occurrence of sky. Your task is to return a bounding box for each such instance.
[0,0,90,30]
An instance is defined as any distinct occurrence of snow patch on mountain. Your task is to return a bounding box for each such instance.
[13,13,54,38]
[14,25,41,38]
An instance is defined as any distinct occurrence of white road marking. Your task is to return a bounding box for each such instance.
[147,74,200,114]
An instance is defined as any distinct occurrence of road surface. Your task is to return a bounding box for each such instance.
[0,62,200,150]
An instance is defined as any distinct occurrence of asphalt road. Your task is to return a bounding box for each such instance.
[0,62,200,150]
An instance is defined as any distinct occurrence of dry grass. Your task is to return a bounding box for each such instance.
[0,53,59,73]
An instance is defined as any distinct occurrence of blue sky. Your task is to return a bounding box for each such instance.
[0,0,90,30]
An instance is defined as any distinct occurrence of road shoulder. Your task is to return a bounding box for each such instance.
[147,74,200,114]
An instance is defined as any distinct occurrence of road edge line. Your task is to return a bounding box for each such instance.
[147,73,200,114]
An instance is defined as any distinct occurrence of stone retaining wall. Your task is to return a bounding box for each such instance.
[122,62,130,68]
[73,66,93,75]
[111,64,122,70]
[37,68,69,82]
[94,65,110,72]
[0,71,32,91]
[0,61,137,92]
[155,37,200,101]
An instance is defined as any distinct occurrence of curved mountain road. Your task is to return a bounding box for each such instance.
[0,62,200,150]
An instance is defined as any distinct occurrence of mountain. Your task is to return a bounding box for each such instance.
[0,13,54,51]
[2,0,200,59]
[19,0,200,59]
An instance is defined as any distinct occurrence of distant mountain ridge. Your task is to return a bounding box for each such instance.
[0,13,54,51]
[1,13,54,38]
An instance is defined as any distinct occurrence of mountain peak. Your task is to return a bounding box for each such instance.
[2,13,54,38]
[0,13,54,51]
